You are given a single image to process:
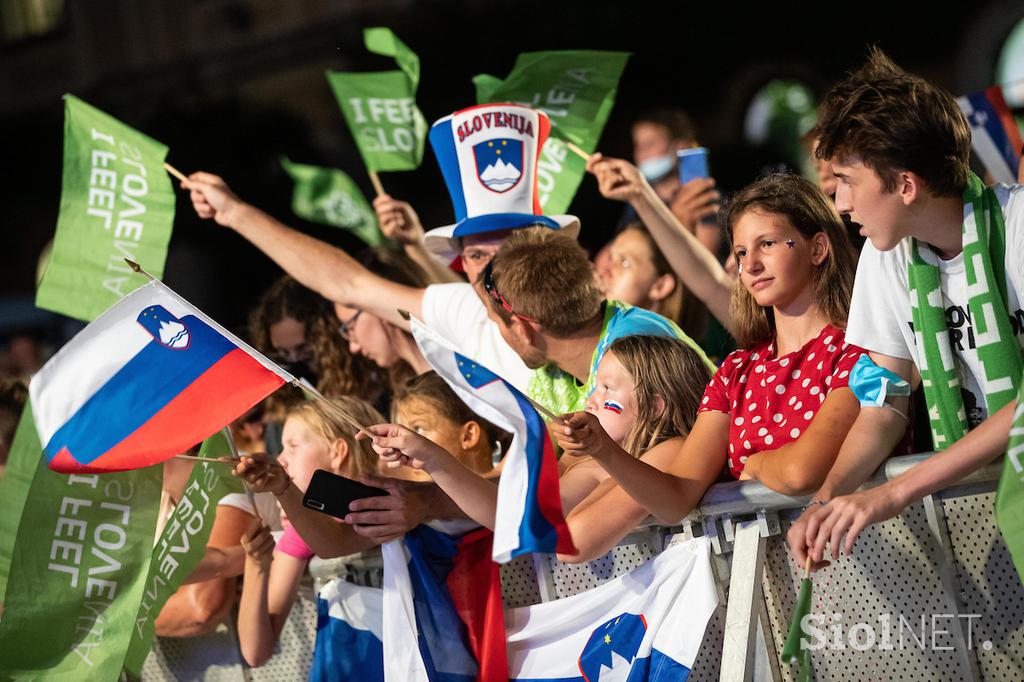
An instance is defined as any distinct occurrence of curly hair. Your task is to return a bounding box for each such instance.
[250,275,384,406]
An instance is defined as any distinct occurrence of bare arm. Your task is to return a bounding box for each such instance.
[183,172,424,328]
[740,388,862,496]
[154,505,252,637]
[585,155,735,333]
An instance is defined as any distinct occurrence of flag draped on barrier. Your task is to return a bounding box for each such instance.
[30,278,291,473]
[327,27,428,173]
[409,319,575,562]
[37,95,176,322]
[310,578,386,681]
[473,50,630,214]
[505,537,717,681]
[0,402,162,680]
[957,85,1024,184]
[280,157,384,246]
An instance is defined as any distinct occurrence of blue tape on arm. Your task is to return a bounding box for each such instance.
[848,354,911,407]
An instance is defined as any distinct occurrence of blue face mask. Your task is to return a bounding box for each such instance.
[638,154,675,182]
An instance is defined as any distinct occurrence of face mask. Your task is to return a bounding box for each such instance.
[281,360,318,386]
[638,154,676,182]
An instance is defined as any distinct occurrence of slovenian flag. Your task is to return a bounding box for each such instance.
[957,85,1024,184]
[29,279,290,473]
[310,578,385,681]
[382,525,507,682]
[409,319,575,562]
[506,537,718,681]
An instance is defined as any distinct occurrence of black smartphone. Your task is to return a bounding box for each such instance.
[302,469,387,520]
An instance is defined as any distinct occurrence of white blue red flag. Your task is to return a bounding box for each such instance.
[382,525,506,682]
[409,318,575,562]
[506,537,717,682]
[29,279,290,473]
[957,86,1024,184]
[311,578,385,681]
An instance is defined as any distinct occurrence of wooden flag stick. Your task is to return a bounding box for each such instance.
[566,142,592,162]
[803,555,812,580]
[293,379,376,440]
[174,454,234,464]
[164,162,188,183]
[368,170,385,198]
[397,309,564,423]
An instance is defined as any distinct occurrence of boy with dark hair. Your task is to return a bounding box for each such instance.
[481,228,713,415]
[788,48,1024,569]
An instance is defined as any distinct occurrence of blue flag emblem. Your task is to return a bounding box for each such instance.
[579,613,648,681]
[455,352,501,389]
[137,305,191,350]
[473,138,523,193]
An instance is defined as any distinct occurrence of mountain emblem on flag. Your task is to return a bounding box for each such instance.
[578,613,648,682]
[473,138,523,193]
[137,305,191,350]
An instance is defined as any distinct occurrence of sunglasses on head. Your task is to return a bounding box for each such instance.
[481,260,538,324]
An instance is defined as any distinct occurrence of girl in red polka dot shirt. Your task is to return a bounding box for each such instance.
[564,165,864,524]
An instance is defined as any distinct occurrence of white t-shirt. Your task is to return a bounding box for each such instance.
[846,184,1024,427]
[420,282,533,393]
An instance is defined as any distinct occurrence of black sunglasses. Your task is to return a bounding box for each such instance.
[481,260,538,323]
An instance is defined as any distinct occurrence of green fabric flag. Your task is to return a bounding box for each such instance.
[0,404,43,606]
[280,157,383,246]
[472,50,631,214]
[326,28,428,172]
[36,95,176,322]
[0,403,162,680]
[122,429,244,675]
[998,384,1024,586]
[781,575,813,681]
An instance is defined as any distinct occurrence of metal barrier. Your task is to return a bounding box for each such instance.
[143,452,1024,681]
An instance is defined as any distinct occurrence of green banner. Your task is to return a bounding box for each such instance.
[0,404,42,608]
[0,404,162,680]
[36,95,176,322]
[327,27,427,172]
[122,430,244,675]
[280,157,383,246]
[998,384,1024,585]
[473,50,630,214]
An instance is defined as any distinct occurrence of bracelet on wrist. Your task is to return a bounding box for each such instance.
[273,477,291,497]
[804,498,829,512]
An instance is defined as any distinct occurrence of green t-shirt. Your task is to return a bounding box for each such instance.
[526,300,714,417]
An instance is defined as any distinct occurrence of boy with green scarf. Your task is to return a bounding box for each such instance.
[787,48,1024,577]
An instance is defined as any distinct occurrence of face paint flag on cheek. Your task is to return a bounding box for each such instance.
[603,400,624,415]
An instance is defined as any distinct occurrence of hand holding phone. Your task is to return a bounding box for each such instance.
[677,147,709,185]
[303,469,387,520]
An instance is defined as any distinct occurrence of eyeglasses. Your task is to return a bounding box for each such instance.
[337,309,362,341]
[480,260,538,323]
[268,342,314,364]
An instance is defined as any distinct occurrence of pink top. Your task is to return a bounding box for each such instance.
[275,521,314,561]
[698,325,865,478]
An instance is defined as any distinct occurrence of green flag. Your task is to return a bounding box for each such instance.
[781,574,813,681]
[280,157,383,246]
[0,402,162,680]
[327,28,428,172]
[473,50,630,214]
[998,386,1024,586]
[36,95,176,322]
[122,430,244,675]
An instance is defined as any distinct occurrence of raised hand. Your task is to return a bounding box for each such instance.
[372,193,425,246]
[232,453,291,496]
[359,423,449,472]
[669,177,720,231]
[585,154,650,204]
[181,171,244,227]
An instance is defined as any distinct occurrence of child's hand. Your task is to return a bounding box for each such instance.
[240,518,275,572]
[358,423,448,472]
[585,154,649,204]
[554,411,618,460]
[232,453,290,495]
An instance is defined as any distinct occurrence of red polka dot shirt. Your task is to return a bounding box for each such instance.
[698,325,865,479]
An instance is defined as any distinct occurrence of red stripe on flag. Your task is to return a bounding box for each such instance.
[987,86,1024,155]
[537,434,577,555]
[447,528,508,682]
[53,349,283,473]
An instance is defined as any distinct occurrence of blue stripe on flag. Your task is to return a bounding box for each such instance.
[406,526,479,682]
[967,90,1020,173]
[43,315,233,464]
[310,596,384,681]
[511,388,559,558]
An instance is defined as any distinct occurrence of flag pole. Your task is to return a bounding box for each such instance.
[292,379,376,440]
[397,309,563,423]
[565,142,592,162]
[163,162,188,183]
[368,170,386,197]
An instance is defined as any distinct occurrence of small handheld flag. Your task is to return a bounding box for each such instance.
[781,556,814,681]
[957,85,1024,184]
[280,157,383,246]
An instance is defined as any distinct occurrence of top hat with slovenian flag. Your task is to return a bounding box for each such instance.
[424,103,579,264]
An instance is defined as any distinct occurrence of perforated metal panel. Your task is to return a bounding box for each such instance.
[500,554,542,608]
[942,493,1024,680]
[248,576,316,682]
[539,528,661,599]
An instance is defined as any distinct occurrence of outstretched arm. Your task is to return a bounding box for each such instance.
[183,172,424,328]
[586,155,735,333]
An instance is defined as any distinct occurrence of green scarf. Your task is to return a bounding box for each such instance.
[908,172,1021,450]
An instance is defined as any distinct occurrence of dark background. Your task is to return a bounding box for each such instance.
[2,0,1022,335]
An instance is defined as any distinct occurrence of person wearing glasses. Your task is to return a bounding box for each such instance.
[184,104,580,396]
